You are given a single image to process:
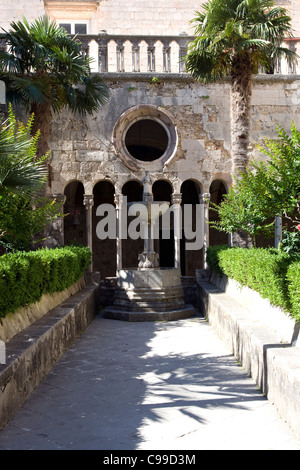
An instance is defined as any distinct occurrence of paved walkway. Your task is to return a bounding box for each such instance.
[0,313,299,450]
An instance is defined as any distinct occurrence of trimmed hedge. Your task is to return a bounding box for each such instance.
[0,246,91,318]
[286,262,300,321]
[207,245,298,318]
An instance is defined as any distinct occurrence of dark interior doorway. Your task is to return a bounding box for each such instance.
[93,181,116,277]
[181,179,202,275]
[63,181,86,247]
[152,180,174,268]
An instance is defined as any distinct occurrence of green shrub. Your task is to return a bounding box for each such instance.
[0,245,91,318]
[286,262,300,321]
[207,245,292,313]
[206,244,231,274]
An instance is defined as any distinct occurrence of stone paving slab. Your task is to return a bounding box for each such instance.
[0,313,299,450]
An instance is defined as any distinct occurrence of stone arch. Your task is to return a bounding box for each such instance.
[63,181,86,247]
[180,179,203,275]
[121,179,144,268]
[122,179,143,202]
[93,180,116,277]
[149,179,174,268]
[209,179,229,247]
[152,179,173,202]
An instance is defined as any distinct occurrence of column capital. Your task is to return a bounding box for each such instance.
[171,192,182,205]
[114,193,125,207]
[200,193,211,204]
[83,194,94,210]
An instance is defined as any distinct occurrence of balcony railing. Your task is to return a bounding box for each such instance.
[77,34,300,76]
[78,33,192,74]
[1,33,299,76]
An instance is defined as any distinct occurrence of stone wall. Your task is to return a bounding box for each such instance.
[50,75,300,197]
[47,74,300,277]
[0,0,45,30]
[1,1,299,37]
[95,0,300,37]
[50,76,233,196]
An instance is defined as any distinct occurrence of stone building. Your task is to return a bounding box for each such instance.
[1,0,300,279]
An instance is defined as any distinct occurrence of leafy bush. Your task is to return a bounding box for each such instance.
[206,244,231,274]
[0,246,91,318]
[0,106,63,252]
[279,227,300,256]
[207,245,292,313]
[286,262,300,321]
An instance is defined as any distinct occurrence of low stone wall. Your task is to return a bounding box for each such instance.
[0,276,87,343]
[197,271,300,440]
[209,271,300,348]
[0,276,100,430]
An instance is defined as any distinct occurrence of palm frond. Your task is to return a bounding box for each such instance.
[0,15,109,115]
[186,0,297,82]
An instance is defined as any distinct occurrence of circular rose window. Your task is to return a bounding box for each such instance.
[113,105,178,170]
[125,118,169,162]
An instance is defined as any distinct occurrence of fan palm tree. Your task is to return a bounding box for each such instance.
[0,106,47,196]
[185,0,297,175]
[0,15,109,160]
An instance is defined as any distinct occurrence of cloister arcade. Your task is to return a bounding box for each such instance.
[62,177,228,279]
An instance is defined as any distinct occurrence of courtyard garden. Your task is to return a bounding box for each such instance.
[1,6,300,324]
[206,122,300,322]
[0,103,92,320]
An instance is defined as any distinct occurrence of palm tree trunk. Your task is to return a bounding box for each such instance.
[230,52,252,176]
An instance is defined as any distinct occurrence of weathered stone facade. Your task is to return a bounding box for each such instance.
[1,0,300,277]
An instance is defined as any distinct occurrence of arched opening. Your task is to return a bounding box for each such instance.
[209,180,228,246]
[124,119,169,161]
[93,181,116,277]
[152,180,174,268]
[63,181,86,247]
[181,180,202,275]
[122,180,144,268]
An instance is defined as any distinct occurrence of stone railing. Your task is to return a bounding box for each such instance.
[78,33,193,74]
[1,34,299,75]
[77,34,300,76]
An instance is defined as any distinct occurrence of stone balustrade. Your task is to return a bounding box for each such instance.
[76,34,300,75]
[78,33,191,74]
[1,33,299,75]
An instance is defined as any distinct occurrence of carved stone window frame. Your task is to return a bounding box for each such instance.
[112,104,178,171]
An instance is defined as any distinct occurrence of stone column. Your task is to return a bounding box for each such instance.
[200,193,210,269]
[97,33,108,72]
[147,43,156,72]
[83,194,94,272]
[114,193,123,272]
[50,193,66,247]
[171,193,182,270]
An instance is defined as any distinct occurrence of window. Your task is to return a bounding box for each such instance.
[58,22,88,35]
[113,105,178,170]
[125,119,169,162]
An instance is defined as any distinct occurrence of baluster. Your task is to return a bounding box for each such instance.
[97,34,108,72]
[274,57,281,74]
[178,34,188,73]
[147,45,156,72]
[132,43,140,72]
[163,46,171,73]
[117,43,125,72]
[80,40,89,59]
[287,40,297,74]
